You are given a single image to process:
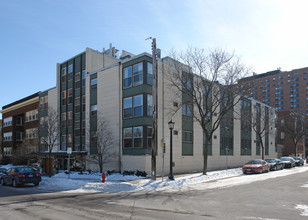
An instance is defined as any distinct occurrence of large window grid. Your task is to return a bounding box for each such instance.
[3,117,12,127]
[123,94,144,119]
[3,132,12,141]
[25,110,38,122]
[123,126,143,149]
[123,62,144,88]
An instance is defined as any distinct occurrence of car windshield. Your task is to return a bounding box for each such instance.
[265,159,276,163]
[247,160,262,164]
[280,158,290,161]
[16,167,36,173]
[293,157,300,160]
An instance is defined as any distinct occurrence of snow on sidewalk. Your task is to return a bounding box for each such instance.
[35,165,308,193]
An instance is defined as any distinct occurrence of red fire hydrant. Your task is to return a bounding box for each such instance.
[102,172,106,183]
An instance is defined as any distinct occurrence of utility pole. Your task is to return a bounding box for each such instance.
[151,38,157,180]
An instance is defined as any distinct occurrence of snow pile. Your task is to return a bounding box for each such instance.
[48,168,242,193]
[295,204,308,216]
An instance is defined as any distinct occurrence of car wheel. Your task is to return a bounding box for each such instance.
[12,179,18,188]
[259,168,263,174]
[1,178,5,185]
[273,166,277,171]
[34,182,39,186]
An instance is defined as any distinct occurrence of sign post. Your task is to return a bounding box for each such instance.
[67,147,72,179]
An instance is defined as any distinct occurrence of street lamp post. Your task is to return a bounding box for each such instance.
[168,120,175,180]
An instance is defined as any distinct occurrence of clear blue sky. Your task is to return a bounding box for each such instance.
[1,0,308,119]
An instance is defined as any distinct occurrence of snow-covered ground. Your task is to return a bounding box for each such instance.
[1,164,308,194]
[4,164,303,194]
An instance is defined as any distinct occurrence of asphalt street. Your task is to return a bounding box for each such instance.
[0,168,307,220]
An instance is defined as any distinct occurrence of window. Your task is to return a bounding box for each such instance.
[133,95,143,117]
[90,105,97,116]
[3,117,12,127]
[182,131,193,143]
[123,126,144,149]
[4,132,12,141]
[68,88,73,104]
[61,135,66,149]
[26,129,38,139]
[133,63,143,86]
[3,147,12,156]
[75,72,80,81]
[68,64,73,73]
[68,134,72,143]
[16,132,23,141]
[82,70,86,87]
[123,94,144,118]
[281,132,284,139]
[75,97,80,106]
[281,119,285,126]
[147,94,153,116]
[147,62,153,85]
[182,104,192,116]
[123,66,132,88]
[123,97,132,119]
[61,113,66,121]
[123,128,133,148]
[62,67,67,76]
[91,78,97,89]
[133,126,143,148]
[25,110,38,122]
[265,79,270,83]
[68,111,73,120]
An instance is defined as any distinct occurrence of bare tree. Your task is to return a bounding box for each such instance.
[279,110,307,156]
[240,102,275,160]
[39,107,60,177]
[12,135,39,165]
[87,114,115,173]
[166,48,250,175]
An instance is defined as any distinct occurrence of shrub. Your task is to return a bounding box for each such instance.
[122,170,135,176]
[107,170,117,175]
[135,170,147,177]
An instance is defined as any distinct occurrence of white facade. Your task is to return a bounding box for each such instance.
[87,52,277,175]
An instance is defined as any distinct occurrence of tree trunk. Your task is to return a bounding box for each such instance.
[203,136,209,175]
[294,143,297,156]
[48,152,52,177]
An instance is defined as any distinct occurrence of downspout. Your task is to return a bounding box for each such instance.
[118,62,122,173]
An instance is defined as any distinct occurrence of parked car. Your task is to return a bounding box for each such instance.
[293,157,304,166]
[280,157,296,168]
[265,159,284,171]
[0,167,7,178]
[0,166,41,187]
[242,159,270,174]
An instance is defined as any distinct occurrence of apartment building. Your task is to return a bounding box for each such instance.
[0,93,40,165]
[83,48,277,174]
[1,45,277,175]
[239,67,308,158]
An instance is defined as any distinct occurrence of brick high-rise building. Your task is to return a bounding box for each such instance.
[239,67,308,112]
[239,67,308,158]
